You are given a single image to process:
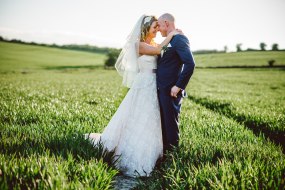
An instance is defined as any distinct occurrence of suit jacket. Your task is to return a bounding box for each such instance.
[157,34,195,95]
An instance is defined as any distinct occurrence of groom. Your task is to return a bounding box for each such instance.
[157,13,195,153]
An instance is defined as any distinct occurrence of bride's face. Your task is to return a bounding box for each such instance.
[147,21,158,39]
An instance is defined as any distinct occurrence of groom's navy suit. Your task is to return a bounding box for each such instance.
[157,34,195,152]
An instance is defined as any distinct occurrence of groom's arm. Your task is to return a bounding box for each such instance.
[175,35,195,90]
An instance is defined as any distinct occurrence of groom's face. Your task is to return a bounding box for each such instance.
[157,19,167,37]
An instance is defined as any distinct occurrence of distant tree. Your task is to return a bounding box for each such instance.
[268,59,275,67]
[0,36,4,41]
[224,45,228,53]
[10,39,23,44]
[236,43,242,52]
[272,43,279,51]
[104,49,120,68]
[260,42,266,51]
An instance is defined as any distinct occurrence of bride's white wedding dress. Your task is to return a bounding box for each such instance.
[86,55,163,177]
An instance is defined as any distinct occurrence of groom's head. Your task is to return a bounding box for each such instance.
[158,13,175,37]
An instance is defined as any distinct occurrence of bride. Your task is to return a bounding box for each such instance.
[85,15,180,177]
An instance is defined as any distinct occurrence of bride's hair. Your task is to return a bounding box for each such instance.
[140,15,157,42]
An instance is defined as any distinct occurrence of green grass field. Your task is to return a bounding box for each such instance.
[195,51,285,67]
[0,42,285,189]
[0,42,106,73]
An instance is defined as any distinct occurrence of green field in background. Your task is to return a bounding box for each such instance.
[194,51,285,67]
[0,42,284,189]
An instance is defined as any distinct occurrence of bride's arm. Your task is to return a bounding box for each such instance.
[139,30,178,55]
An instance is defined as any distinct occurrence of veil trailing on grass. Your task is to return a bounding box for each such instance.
[115,15,145,88]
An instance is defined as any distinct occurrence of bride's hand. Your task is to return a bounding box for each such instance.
[174,28,184,35]
[169,29,184,37]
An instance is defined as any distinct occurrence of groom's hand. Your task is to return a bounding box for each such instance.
[170,86,181,98]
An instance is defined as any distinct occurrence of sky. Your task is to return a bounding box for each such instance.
[0,0,284,51]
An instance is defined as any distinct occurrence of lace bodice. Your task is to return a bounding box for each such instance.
[137,55,157,70]
[131,55,157,90]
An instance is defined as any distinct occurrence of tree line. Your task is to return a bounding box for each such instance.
[0,36,283,67]
[235,42,280,52]
[0,36,117,54]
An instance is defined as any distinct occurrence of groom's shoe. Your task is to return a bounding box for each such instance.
[155,156,166,171]
[164,144,178,153]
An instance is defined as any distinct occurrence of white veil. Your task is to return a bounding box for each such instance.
[115,15,145,88]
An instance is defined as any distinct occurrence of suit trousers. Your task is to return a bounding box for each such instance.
[158,88,182,153]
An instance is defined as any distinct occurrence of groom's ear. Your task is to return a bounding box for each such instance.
[165,20,169,27]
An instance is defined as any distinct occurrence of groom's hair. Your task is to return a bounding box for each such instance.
[160,13,175,22]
